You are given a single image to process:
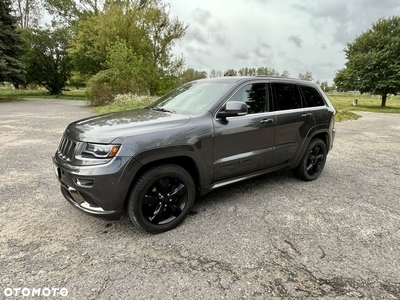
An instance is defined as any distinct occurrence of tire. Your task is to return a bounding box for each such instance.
[127,164,195,233]
[294,138,327,181]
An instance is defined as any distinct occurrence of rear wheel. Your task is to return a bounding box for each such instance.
[294,138,327,181]
[127,164,195,233]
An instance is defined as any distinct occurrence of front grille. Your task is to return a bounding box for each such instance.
[58,135,77,161]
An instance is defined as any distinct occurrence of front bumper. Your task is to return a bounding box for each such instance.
[52,155,135,220]
[59,183,121,219]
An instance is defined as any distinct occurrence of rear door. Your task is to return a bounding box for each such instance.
[300,84,335,149]
[300,84,333,124]
[212,82,276,182]
[271,82,316,166]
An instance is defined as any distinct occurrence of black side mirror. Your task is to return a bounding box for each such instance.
[217,101,248,118]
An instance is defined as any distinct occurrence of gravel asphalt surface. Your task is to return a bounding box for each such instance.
[1,99,400,299]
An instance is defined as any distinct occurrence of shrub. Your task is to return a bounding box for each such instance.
[85,71,114,106]
[114,93,157,107]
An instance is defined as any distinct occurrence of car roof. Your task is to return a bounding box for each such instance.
[196,76,316,85]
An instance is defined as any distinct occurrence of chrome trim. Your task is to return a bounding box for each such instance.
[209,163,289,190]
[61,184,117,215]
[57,135,78,161]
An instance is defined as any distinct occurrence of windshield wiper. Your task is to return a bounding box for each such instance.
[152,106,176,113]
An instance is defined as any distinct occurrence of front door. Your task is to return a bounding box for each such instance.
[212,82,276,182]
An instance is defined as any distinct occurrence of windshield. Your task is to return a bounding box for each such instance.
[148,81,233,114]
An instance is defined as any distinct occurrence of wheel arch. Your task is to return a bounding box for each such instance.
[292,129,330,168]
[312,131,329,150]
[123,155,202,209]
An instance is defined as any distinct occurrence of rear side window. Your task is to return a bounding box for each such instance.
[272,83,302,111]
[300,85,326,107]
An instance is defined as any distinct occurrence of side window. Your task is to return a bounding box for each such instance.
[300,85,326,107]
[273,83,302,111]
[229,83,270,114]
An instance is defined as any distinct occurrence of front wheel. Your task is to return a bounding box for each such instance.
[127,164,195,233]
[294,138,327,181]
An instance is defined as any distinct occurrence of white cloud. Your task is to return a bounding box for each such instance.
[168,0,400,83]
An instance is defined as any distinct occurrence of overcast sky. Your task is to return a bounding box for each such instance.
[167,0,400,83]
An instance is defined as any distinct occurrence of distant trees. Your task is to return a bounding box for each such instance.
[298,71,313,81]
[238,67,280,76]
[210,69,223,78]
[4,0,346,103]
[180,68,207,84]
[22,27,72,94]
[280,70,290,78]
[0,0,26,87]
[210,67,287,77]
[4,0,190,102]
[334,16,400,107]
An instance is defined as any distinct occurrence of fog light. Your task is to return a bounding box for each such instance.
[75,178,94,187]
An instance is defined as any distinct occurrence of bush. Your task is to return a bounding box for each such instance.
[85,71,114,106]
[114,93,157,107]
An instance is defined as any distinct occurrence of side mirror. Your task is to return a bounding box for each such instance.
[217,101,248,118]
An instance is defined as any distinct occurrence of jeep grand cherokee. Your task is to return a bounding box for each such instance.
[53,77,336,233]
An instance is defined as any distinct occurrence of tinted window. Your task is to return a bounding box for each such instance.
[273,83,302,111]
[150,81,233,114]
[229,83,270,114]
[300,85,326,107]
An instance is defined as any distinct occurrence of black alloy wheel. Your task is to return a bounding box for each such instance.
[128,164,195,233]
[294,138,327,181]
[306,144,325,176]
[142,176,188,225]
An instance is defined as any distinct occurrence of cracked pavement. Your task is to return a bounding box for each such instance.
[1,99,400,299]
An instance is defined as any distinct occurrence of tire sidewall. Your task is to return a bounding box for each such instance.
[300,139,327,181]
[129,165,195,233]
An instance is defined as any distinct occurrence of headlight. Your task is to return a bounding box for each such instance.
[81,143,121,158]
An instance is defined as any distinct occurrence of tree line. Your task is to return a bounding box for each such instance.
[1,1,400,106]
[1,0,190,104]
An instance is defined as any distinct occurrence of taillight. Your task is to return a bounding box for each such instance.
[333,109,337,116]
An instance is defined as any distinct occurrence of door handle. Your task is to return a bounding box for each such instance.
[261,119,274,124]
[301,113,312,117]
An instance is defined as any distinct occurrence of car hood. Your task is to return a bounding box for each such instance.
[65,109,191,143]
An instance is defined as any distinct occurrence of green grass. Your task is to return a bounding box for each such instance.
[326,93,400,122]
[327,93,400,112]
[0,88,87,102]
[335,111,361,122]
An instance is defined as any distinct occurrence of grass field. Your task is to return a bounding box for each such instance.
[326,93,400,122]
[1,88,399,122]
[0,88,87,102]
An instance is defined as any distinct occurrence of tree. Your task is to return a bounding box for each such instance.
[180,68,207,83]
[298,71,313,81]
[70,1,187,96]
[11,0,43,28]
[224,69,237,76]
[320,81,330,92]
[22,27,72,94]
[255,67,279,76]
[44,0,102,25]
[0,0,25,86]
[334,17,400,107]
[281,70,290,77]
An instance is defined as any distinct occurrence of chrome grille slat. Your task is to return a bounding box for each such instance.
[58,135,77,161]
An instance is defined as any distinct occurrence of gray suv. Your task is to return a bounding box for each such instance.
[53,77,336,233]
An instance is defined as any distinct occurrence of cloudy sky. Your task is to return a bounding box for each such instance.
[167,0,400,83]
